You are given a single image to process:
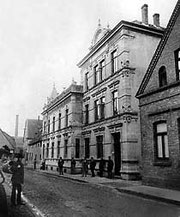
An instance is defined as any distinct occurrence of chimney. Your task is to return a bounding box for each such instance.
[15,115,19,138]
[141,4,148,25]
[153,13,160,27]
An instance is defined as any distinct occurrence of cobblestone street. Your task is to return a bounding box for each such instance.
[4,168,179,217]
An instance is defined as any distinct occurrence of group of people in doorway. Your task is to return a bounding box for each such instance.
[57,156,114,178]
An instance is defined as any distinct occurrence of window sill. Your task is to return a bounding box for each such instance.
[153,160,172,167]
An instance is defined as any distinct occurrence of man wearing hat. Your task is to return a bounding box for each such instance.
[10,153,24,206]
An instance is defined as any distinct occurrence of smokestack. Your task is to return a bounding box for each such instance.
[141,4,148,25]
[15,115,19,138]
[153,13,160,27]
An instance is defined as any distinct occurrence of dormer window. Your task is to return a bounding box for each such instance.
[174,48,180,80]
[159,66,167,87]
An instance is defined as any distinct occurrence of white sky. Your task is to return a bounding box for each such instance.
[0,0,177,137]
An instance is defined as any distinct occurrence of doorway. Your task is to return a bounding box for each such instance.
[112,132,121,175]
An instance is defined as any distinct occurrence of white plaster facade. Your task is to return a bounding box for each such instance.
[41,83,83,171]
[78,18,164,179]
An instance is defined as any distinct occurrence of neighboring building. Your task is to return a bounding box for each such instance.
[0,128,15,154]
[41,82,83,172]
[28,133,42,167]
[77,5,165,179]
[136,0,180,189]
[23,118,43,164]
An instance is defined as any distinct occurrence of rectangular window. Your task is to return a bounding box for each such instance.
[100,97,105,119]
[112,90,119,115]
[43,144,45,159]
[94,100,99,121]
[75,138,80,158]
[46,143,49,158]
[96,136,103,158]
[48,119,50,133]
[94,65,98,85]
[51,142,54,158]
[64,139,68,158]
[85,72,89,91]
[85,104,89,124]
[174,49,180,80]
[44,121,46,134]
[111,50,118,74]
[85,138,90,159]
[99,59,105,81]
[58,113,61,130]
[154,122,169,160]
[52,117,55,132]
[57,141,60,158]
[65,109,68,127]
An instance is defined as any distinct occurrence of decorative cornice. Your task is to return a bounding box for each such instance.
[92,87,107,98]
[82,130,91,135]
[93,127,105,133]
[108,80,120,89]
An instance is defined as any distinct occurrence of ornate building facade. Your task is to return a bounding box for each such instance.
[77,5,165,179]
[41,82,83,171]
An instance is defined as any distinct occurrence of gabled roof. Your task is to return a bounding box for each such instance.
[24,119,42,139]
[0,129,16,150]
[136,0,180,97]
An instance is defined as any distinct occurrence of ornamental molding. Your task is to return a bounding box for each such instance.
[92,87,107,98]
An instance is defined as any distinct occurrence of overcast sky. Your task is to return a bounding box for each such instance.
[0,0,177,137]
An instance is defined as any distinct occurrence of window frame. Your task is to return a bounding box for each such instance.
[154,121,169,161]
[85,104,89,124]
[112,90,119,116]
[174,48,180,81]
[111,49,118,74]
[96,135,103,158]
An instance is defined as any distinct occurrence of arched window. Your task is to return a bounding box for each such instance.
[159,66,167,87]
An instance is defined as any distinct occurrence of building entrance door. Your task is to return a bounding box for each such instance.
[112,132,121,175]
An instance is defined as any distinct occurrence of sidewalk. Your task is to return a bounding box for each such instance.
[30,166,180,206]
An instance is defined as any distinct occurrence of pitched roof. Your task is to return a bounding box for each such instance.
[24,119,43,139]
[136,0,180,97]
[0,129,16,150]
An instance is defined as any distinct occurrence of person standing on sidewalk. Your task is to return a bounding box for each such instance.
[10,153,24,206]
[58,157,64,175]
[107,156,114,179]
[90,157,96,177]
[33,157,37,170]
[81,157,88,177]
[71,157,76,174]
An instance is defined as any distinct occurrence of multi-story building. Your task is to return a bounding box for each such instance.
[136,0,180,189]
[41,82,83,172]
[77,5,165,179]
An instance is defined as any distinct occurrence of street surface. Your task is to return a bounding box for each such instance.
[21,169,180,217]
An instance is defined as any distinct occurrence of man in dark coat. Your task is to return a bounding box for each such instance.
[71,157,76,174]
[107,156,114,179]
[10,153,24,206]
[58,157,64,175]
[90,157,96,177]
